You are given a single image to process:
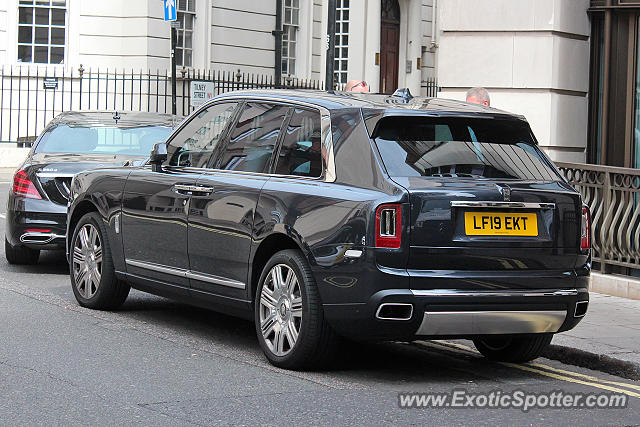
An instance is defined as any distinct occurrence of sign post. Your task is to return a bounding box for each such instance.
[164,0,177,115]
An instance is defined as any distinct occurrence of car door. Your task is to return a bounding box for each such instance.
[187,102,290,300]
[122,102,238,293]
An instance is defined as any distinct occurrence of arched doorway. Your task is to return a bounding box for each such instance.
[380,0,400,94]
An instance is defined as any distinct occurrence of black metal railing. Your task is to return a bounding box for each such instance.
[0,65,324,144]
[557,161,640,273]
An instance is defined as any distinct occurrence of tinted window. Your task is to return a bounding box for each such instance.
[166,102,237,168]
[34,125,171,156]
[275,108,323,177]
[373,117,559,181]
[218,103,288,173]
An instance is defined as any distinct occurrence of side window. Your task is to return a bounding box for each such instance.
[217,103,288,173]
[166,102,237,168]
[274,108,323,177]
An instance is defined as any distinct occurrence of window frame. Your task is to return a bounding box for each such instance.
[17,0,67,65]
[175,0,196,68]
[282,0,300,77]
[163,100,241,170]
[208,101,292,174]
[272,106,324,178]
[158,96,335,182]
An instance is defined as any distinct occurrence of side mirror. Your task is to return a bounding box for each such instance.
[150,142,167,172]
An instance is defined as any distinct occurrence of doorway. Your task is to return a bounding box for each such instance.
[380,0,400,94]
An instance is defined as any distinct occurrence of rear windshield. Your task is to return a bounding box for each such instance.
[373,117,559,181]
[34,125,172,156]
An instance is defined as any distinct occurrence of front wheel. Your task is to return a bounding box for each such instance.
[473,334,553,363]
[255,249,338,370]
[70,212,129,310]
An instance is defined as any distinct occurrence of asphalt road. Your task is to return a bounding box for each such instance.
[1,172,639,426]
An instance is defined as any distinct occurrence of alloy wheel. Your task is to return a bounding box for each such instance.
[72,223,103,299]
[259,263,303,356]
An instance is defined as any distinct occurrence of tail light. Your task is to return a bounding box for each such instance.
[12,169,41,199]
[375,204,402,248]
[581,206,590,251]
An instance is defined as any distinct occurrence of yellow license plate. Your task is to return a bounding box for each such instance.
[464,212,538,236]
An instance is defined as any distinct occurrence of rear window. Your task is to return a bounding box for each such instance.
[35,125,172,156]
[373,117,559,181]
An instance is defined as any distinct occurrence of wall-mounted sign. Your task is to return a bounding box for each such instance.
[43,77,58,90]
[190,81,215,108]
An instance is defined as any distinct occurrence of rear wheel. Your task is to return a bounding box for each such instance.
[5,238,39,265]
[473,334,553,363]
[255,249,338,370]
[70,213,129,310]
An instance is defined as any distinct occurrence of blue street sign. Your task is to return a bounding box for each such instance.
[164,0,176,21]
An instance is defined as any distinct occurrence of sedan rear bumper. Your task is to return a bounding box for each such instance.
[5,194,67,250]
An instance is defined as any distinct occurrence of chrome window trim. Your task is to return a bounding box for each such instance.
[197,96,336,183]
[450,201,556,210]
[125,259,246,290]
[410,289,578,297]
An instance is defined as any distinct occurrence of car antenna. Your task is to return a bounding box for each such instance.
[113,111,121,124]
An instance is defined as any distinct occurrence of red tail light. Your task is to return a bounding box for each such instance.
[581,206,590,251]
[375,204,402,248]
[12,169,41,199]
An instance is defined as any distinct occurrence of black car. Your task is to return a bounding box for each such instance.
[67,91,590,370]
[5,111,176,265]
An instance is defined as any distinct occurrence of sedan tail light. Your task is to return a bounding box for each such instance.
[375,204,402,248]
[12,169,41,199]
[581,206,590,251]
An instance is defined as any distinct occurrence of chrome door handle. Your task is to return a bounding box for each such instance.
[173,184,214,195]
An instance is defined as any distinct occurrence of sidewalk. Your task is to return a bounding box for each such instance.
[545,292,640,379]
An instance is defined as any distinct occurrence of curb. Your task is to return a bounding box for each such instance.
[542,344,640,381]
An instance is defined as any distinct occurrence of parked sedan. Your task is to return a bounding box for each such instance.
[67,91,590,370]
[5,111,176,265]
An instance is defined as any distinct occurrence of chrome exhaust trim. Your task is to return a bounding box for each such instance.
[20,232,65,245]
[376,303,414,321]
[574,301,588,318]
[416,310,567,336]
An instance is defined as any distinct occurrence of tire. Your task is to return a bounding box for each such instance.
[473,333,553,363]
[5,237,40,265]
[70,212,129,310]
[254,249,338,370]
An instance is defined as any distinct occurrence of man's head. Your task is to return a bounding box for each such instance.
[466,87,490,106]
[345,80,370,93]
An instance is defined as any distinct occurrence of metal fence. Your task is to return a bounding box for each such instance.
[557,161,640,272]
[0,65,324,144]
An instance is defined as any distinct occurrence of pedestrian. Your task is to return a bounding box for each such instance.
[466,87,490,106]
[344,80,370,93]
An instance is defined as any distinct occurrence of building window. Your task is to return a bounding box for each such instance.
[282,0,299,76]
[17,0,66,64]
[176,0,195,67]
[334,0,350,86]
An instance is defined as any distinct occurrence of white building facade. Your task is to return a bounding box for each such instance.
[0,0,437,94]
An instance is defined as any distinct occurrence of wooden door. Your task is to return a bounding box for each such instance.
[380,0,400,94]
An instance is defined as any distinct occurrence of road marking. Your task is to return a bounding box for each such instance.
[414,340,640,399]
[0,213,5,219]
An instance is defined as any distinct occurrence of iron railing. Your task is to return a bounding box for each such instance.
[557,161,640,272]
[0,65,324,145]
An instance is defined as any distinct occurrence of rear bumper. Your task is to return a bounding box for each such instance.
[5,194,67,250]
[323,287,589,341]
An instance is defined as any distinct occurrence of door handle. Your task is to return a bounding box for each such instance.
[173,184,214,195]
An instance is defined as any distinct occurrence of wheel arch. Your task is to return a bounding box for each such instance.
[249,232,308,304]
[66,199,99,260]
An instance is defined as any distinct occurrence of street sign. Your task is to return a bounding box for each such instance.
[164,0,176,21]
[190,81,215,108]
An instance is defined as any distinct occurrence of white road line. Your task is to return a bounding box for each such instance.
[0,213,5,219]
